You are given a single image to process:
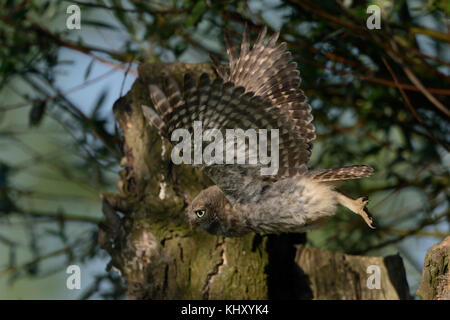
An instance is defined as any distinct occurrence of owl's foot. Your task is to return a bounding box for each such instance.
[335,192,376,229]
[354,197,375,229]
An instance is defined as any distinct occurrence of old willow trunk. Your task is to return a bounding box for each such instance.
[98,62,410,300]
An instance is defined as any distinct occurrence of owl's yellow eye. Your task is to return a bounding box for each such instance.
[195,209,206,218]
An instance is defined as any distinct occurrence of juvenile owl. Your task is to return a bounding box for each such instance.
[142,26,375,236]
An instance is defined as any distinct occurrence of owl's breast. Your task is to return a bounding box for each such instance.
[235,177,338,233]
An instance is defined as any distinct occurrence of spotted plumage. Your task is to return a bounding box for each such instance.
[141,26,375,236]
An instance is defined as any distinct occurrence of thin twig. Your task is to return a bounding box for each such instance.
[382,57,449,150]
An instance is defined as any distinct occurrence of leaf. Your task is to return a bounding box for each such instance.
[82,19,119,30]
[84,59,95,80]
[92,89,108,119]
[185,0,208,28]
[29,100,47,127]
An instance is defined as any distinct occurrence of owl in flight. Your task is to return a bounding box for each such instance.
[142,26,375,236]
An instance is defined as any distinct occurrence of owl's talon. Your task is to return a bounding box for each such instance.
[360,208,376,229]
[336,193,376,229]
[353,197,375,228]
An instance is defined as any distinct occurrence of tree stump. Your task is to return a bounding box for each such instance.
[295,246,410,299]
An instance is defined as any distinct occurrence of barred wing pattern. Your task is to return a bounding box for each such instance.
[307,165,374,182]
[142,73,308,201]
[141,27,373,202]
[210,26,372,183]
[211,25,316,156]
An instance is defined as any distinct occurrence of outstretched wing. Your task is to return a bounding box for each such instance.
[210,26,374,183]
[142,72,309,203]
[211,25,316,155]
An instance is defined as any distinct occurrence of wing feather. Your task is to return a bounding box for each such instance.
[143,26,373,202]
[308,165,374,182]
[214,27,317,162]
[143,72,309,201]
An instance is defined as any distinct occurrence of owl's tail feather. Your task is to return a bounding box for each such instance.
[308,165,374,182]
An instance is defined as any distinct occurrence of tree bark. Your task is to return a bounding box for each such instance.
[98,62,410,300]
[417,236,450,300]
[295,246,410,299]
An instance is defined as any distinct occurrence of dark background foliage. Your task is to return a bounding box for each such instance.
[0,0,448,299]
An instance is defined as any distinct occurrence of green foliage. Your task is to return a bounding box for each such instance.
[0,0,448,298]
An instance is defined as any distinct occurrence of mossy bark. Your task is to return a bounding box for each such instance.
[98,62,410,300]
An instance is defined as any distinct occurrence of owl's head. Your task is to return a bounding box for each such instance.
[186,185,230,235]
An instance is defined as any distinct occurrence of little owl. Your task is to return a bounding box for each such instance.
[141,26,375,237]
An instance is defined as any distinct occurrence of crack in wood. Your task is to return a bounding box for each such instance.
[202,237,227,299]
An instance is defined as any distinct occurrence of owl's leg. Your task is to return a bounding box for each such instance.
[335,191,375,229]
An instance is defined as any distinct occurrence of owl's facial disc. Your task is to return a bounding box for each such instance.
[187,186,244,237]
[186,186,225,232]
[188,208,207,228]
